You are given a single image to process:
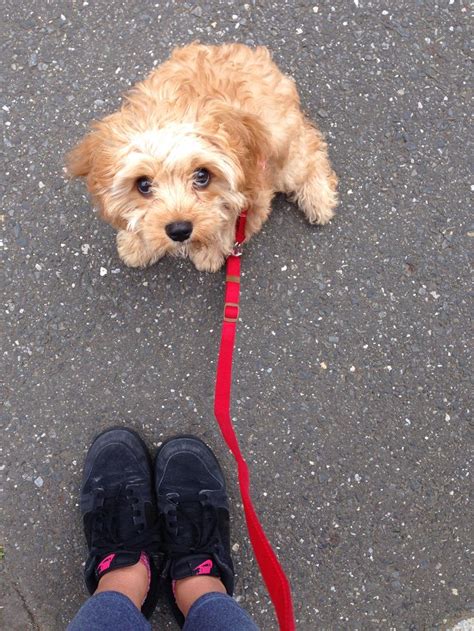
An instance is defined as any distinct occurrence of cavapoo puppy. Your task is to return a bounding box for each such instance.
[68,43,338,272]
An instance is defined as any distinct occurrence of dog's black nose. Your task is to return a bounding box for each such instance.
[165,221,193,242]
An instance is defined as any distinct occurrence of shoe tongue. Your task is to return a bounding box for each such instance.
[95,550,142,580]
[102,494,135,539]
[175,500,203,547]
[170,554,221,581]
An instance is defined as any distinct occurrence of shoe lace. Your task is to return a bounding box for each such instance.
[161,492,220,559]
[90,485,158,556]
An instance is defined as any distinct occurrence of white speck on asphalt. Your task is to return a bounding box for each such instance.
[447,619,474,631]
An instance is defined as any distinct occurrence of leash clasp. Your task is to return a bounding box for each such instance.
[231,241,244,257]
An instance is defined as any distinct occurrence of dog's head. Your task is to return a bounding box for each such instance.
[67,101,270,258]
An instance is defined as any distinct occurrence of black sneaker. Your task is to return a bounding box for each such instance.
[80,427,160,619]
[155,435,234,627]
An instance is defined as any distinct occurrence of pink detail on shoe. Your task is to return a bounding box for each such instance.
[139,552,151,589]
[193,559,213,575]
[139,551,151,607]
[97,553,115,575]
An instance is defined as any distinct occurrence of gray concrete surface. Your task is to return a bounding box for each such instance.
[1,1,472,629]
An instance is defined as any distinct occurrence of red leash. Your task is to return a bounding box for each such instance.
[214,211,296,631]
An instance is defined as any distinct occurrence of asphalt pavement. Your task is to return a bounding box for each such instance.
[2,1,472,629]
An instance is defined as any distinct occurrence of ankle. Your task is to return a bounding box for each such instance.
[174,575,226,618]
[95,560,149,610]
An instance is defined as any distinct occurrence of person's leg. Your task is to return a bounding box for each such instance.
[183,592,259,631]
[174,575,226,616]
[155,435,260,629]
[67,591,150,631]
[94,556,149,607]
[68,427,160,628]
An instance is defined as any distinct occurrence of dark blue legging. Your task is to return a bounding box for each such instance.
[67,590,260,630]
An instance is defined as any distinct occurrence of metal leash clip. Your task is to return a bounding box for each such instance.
[231,241,244,257]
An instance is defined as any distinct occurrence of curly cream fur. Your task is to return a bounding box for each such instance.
[67,43,338,272]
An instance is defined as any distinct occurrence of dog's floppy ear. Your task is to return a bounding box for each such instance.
[66,131,98,178]
[222,108,271,170]
[66,113,130,231]
[202,103,272,192]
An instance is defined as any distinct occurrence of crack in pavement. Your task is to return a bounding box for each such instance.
[12,583,40,631]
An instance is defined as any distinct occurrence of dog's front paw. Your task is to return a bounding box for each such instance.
[117,230,159,268]
[190,245,226,273]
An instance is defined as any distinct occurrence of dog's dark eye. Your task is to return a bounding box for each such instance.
[137,177,152,195]
[193,168,211,189]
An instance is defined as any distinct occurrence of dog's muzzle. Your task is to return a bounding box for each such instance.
[165,221,193,242]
